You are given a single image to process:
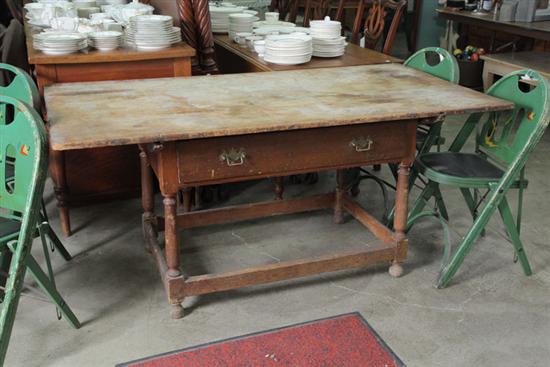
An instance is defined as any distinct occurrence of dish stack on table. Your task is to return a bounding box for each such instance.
[210,3,247,33]
[264,34,312,65]
[310,17,346,58]
[125,15,182,50]
[88,30,123,51]
[228,13,257,39]
[32,32,88,55]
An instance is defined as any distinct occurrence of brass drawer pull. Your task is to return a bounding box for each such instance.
[350,136,374,152]
[219,148,246,166]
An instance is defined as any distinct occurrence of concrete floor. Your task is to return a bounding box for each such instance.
[6,117,550,366]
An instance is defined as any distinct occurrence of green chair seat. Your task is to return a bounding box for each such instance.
[0,219,19,244]
[416,152,504,188]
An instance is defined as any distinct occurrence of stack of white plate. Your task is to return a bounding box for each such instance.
[126,15,182,50]
[264,34,312,65]
[88,30,122,51]
[73,0,97,8]
[312,36,346,57]
[33,32,87,55]
[309,17,345,58]
[228,13,256,37]
[309,17,341,38]
[209,3,246,34]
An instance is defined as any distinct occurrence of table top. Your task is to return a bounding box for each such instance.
[25,25,195,65]
[214,34,400,71]
[46,63,512,151]
[481,51,550,76]
[437,8,550,41]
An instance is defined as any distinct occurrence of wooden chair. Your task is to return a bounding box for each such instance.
[407,70,550,288]
[336,0,406,54]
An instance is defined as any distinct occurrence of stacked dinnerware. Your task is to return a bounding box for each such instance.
[33,32,88,55]
[312,36,346,57]
[209,3,246,34]
[264,34,312,65]
[309,16,346,58]
[126,15,182,50]
[88,30,122,51]
[228,13,256,39]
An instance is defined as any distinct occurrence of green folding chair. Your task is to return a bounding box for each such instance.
[407,69,550,288]
[351,48,459,219]
[0,95,80,365]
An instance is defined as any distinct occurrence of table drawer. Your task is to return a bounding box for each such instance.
[177,122,415,185]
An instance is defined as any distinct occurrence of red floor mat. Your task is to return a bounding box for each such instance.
[117,312,404,367]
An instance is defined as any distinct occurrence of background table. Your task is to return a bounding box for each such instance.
[45,64,512,318]
[214,34,400,73]
[481,51,550,90]
[27,27,195,236]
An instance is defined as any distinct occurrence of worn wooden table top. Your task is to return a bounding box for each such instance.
[46,63,513,151]
[214,34,400,71]
[25,24,195,65]
[437,8,550,41]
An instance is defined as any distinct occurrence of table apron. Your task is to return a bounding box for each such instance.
[168,121,415,187]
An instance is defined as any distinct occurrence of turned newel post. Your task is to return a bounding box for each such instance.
[192,0,219,74]
[177,0,202,75]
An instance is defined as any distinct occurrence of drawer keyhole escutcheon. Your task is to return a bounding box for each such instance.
[350,136,374,152]
[219,148,247,166]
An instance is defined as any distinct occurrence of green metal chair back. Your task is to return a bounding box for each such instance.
[404,47,459,84]
[478,70,550,168]
[0,63,40,124]
[0,95,48,365]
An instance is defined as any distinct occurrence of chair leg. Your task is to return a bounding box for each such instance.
[25,255,81,329]
[405,180,438,229]
[437,187,502,288]
[42,223,72,262]
[498,198,532,276]
[433,185,449,221]
[460,188,486,237]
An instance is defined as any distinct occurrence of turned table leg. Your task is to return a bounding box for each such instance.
[334,169,345,224]
[50,149,71,236]
[163,193,184,318]
[390,162,410,278]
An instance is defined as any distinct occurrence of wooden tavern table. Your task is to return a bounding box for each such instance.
[214,34,400,73]
[27,28,195,236]
[44,64,512,318]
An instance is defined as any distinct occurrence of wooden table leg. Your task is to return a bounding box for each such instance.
[163,193,185,318]
[181,187,192,212]
[139,147,155,252]
[273,177,284,200]
[334,169,345,224]
[390,162,410,277]
[49,149,71,237]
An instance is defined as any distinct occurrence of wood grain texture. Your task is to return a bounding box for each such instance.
[46,64,513,151]
[214,34,400,73]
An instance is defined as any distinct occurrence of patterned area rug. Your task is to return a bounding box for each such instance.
[117,312,404,367]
